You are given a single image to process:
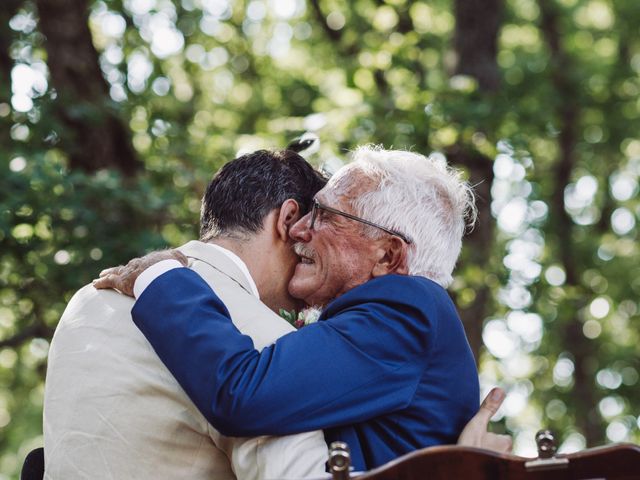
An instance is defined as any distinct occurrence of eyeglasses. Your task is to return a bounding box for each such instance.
[309,199,413,244]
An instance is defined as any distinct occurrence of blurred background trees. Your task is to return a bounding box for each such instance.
[1,0,639,476]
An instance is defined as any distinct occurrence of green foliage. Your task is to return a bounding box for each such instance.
[1,0,640,477]
[0,148,200,474]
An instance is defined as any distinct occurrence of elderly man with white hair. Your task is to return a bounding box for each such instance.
[101,146,488,472]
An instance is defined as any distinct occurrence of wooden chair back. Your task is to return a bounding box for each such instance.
[350,443,640,480]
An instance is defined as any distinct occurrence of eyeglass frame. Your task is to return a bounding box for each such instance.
[309,199,413,244]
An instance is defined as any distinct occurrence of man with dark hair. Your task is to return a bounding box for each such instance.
[200,149,323,240]
[44,150,330,480]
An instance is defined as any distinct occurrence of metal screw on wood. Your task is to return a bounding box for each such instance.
[329,442,351,480]
[536,429,557,459]
[525,429,570,471]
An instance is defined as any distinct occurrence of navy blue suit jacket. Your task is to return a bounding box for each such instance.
[132,269,479,470]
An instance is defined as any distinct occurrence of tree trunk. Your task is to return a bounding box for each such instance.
[453,0,502,91]
[538,0,602,446]
[0,0,22,103]
[451,0,502,362]
[451,148,495,361]
[35,0,140,174]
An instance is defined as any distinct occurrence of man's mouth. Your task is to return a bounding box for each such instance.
[294,243,316,265]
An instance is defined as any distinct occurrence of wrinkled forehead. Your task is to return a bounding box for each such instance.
[319,164,378,204]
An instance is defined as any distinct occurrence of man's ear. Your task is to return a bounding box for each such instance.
[372,237,409,277]
[275,199,302,242]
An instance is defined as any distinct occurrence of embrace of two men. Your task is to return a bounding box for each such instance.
[44,146,510,479]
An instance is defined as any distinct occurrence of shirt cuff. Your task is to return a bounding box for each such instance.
[133,259,184,299]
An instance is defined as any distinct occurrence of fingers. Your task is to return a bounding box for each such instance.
[173,250,188,266]
[99,265,123,277]
[476,387,506,424]
[93,249,186,296]
[498,434,513,453]
[457,387,509,450]
[93,273,122,291]
[482,433,513,454]
[93,272,134,296]
[142,249,187,267]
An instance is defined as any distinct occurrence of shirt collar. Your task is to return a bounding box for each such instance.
[205,243,260,300]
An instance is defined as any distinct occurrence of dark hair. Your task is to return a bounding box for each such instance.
[200,149,327,240]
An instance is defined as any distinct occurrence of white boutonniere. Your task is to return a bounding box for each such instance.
[279,306,321,329]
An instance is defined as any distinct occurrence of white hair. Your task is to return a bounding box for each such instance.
[348,145,477,287]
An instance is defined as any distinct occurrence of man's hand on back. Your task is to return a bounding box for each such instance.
[457,387,512,453]
[93,249,188,297]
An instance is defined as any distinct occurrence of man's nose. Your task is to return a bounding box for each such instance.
[289,213,312,242]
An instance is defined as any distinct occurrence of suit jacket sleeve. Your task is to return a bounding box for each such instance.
[211,427,328,479]
[132,268,432,437]
[185,250,328,480]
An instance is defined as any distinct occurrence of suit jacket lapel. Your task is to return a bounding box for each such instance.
[178,240,256,298]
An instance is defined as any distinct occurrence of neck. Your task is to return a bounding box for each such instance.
[207,236,259,281]
[206,235,296,313]
[208,235,247,259]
